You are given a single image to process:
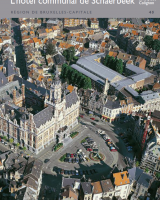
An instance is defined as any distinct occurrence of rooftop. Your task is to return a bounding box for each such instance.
[113,171,130,186]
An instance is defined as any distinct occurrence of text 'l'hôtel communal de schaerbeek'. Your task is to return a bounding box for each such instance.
[10,0,135,5]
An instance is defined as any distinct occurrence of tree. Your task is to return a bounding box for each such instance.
[16,143,20,147]
[108,56,115,69]
[156,172,160,179]
[143,36,153,48]
[46,42,56,55]
[104,55,110,66]
[136,161,139,167]
[83,77,92,89]
[153,39,160,52]
[62,50,68,59]
[145,167,149,173]
[70,70,76,85]
[115,59,124,74]
[3,136,7,141]
[23,147,27,151]
[9,138,14,143]
[62,47,75,62]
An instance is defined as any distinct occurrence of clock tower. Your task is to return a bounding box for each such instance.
[50,66,62,104]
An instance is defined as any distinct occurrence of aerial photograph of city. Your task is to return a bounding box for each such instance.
[0,17,159,200]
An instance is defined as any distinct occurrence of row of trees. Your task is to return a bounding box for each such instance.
[103,55,124,74]
[61,64,92,89]
[2,136,27,151]
[144,35,160,52]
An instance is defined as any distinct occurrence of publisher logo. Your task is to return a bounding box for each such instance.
[139,0,156,6]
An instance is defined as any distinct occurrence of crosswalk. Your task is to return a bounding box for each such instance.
[39,151,53,161]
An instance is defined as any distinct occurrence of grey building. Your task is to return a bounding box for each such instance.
[131,172,152,200]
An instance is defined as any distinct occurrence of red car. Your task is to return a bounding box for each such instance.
[80,115,84,118]
[70,154,74,158]
[110,149,117,152]
[90,118,95,120]
[87,148,93,152]
[106,139,111,142]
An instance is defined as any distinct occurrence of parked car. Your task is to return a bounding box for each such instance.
[95,119,99,122]
[82,142,88,146]
[110,149,117,152]
[88,140,94,144]
[68,158,72,163]
[74,153,77,157]
[80,115,84,118]
[65,158,69,162]
[90,169,94,174]
[57,169,61,174]
[64,170,68,175]
[90,118,95,120]
[76,170,79,175]
[1,140,4,144]
[93,148,98,152]
[87,148,93,152]
[4,142,8,146]
[78,154,83,159]
[79,170,83,175]
[91,122,96,125]
[71,170,76,175]
[72,159,76,163]
[61,169,64,174]
[83,170,87,175]
[70,154,74,158]
[106,139,111,142]
[66,153,70,158]
[93,169,98,173]
[44,159,50,163]
[86,170,90,175]
[75,158,79,163]
[66,171,70,175]
[77,149,82,153]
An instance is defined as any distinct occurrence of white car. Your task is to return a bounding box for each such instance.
[97,129,102,134]
[4,143,8,146]
[1,140,4,144]
[76,170,79,175]
[77,149,82,153]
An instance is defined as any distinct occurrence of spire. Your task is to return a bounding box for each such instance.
[55,65,59,81]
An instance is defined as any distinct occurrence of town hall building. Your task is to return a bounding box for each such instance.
[0,68,80,154]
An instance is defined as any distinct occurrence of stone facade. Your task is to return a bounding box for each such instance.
[0,70,80,154]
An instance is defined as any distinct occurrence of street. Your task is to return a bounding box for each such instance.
[37,113,134,199]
